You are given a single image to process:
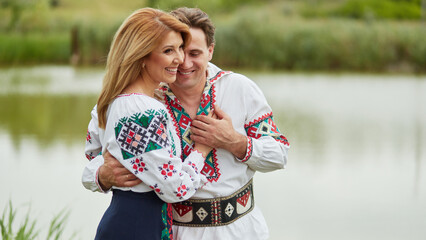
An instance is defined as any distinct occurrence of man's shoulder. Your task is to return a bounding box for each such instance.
[216,71,255,88]
[208,63,253,85]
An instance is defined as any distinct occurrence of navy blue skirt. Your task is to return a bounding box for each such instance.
[94,190,173,240]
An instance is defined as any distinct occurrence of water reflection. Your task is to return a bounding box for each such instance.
[0,66,425,240]
[0,94,97,148]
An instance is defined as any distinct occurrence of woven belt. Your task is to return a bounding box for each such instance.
[172,179,254,227]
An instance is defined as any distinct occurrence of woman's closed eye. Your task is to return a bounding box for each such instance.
[164,48,173,54]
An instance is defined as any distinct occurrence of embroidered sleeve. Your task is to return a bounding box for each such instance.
[82,154,109,193]
[107,108,207,203]
[238,76,290,172]
[82,105,109,193]
[85,106,102,160]
[245,113,289,146]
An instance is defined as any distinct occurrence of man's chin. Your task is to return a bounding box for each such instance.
[176,74,192,82]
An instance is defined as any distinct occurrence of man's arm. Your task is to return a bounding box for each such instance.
[191,75,289,172]
[82,151,142,193]
[237,77,289,172]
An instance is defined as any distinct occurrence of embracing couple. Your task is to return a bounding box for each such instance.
[82,7,289,240]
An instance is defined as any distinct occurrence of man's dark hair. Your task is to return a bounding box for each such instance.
[170,7,215,47]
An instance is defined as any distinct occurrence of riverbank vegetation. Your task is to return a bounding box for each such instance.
[0,0,425,73]
[0,201,72,240]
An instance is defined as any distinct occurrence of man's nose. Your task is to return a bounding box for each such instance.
[179,53,192,68]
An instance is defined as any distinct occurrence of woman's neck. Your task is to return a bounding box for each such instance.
[122,78,158,97]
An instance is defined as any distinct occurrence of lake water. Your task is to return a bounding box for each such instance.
[0,66,425,240]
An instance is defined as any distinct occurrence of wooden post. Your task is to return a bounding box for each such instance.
[70,25,80,65]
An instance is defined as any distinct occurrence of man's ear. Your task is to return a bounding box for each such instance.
[207,43,215,61]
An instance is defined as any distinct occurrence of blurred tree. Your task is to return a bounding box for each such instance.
[7,0,27,31]
[147,0,155,7]
[333,0,422,19]
[0,0,8,8]
[146,0,261,13]
[50,0,59,7]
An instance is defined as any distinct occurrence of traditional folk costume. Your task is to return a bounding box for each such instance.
[83,63,290,240]
[85,93,208,240]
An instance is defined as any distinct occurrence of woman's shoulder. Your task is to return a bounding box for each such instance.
[115,93,164,107]
[108,93,168,120]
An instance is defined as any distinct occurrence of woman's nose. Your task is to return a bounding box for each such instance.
[174,50,184,64]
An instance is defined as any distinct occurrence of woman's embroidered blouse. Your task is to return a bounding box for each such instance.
[84,93,207,203]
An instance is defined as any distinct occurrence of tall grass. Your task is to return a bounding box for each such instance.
[75,22,120,65]
[213,13,426,72]
[0,32,70,65]
[0,201,73,240]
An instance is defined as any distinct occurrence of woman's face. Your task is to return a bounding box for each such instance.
[143,31,185,85]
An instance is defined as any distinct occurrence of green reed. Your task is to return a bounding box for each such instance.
[0,201,73,240]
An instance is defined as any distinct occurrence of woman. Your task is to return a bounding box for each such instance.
[85,8,211,240]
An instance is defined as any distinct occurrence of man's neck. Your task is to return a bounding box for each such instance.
[169,79,207,119]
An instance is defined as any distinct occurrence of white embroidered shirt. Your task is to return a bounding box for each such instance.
[84,93,207,203]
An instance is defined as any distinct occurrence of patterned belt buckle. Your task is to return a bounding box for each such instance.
[172,179,254,227]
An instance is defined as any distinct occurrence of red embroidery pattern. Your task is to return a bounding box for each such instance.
[161,78,223,183]
[209,71,232,84]
[167,203,174,239]
[85,153,94,161]
[186,159,199,174]
[116,93,146,98]
[237,191,251,207]
[200,93,211,109]
[159,161,177,179]
[131,158,147,174]
[245,112,289,146]
[163,95,182,149]
[244,112,273,129]
[211,201,221,224]
[176,184,188,199]
[150,183,163,195]
[241,137,253,162]
[86,130,92,144]
[201,150,221,182]
[172,203,193,217]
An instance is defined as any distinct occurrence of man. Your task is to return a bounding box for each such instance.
[83,7,289,240]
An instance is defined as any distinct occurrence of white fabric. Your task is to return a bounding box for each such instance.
[82,63,290,239]
[84,93,207,203]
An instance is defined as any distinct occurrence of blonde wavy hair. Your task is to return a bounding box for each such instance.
[97,8,191,129]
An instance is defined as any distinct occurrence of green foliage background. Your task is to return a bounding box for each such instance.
[0,0,425,72]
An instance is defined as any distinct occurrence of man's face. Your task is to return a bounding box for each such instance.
[172,28,214,91]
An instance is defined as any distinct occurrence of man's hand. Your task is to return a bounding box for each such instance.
[190,105,247,159]
[98,151,142,191]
